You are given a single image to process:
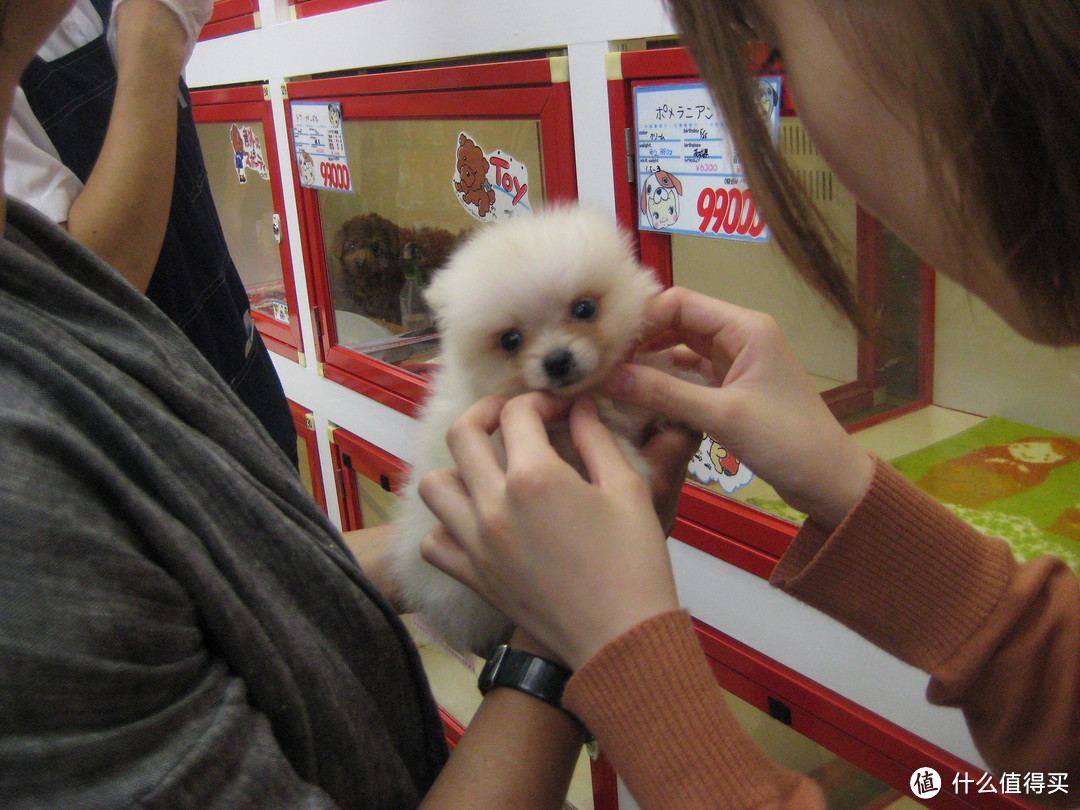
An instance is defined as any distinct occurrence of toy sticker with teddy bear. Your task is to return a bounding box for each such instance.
[453,132,532,222]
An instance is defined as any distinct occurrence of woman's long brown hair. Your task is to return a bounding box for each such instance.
[664,0,865,333]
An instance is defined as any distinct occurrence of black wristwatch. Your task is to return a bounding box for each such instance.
[478,644,573,710]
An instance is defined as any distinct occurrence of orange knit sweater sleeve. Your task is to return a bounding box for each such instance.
[771,457,1080,805]
[562,609,824,810]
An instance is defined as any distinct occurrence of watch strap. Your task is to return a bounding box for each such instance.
[478,644,573,709]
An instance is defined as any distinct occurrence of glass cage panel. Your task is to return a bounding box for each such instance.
[315,117,546,376]
[297,433,316,497]
[672,115,927,525]
[352,471,398,529]
[894,274,1080,577]
[721,689,918,810]
[196,120,290,327]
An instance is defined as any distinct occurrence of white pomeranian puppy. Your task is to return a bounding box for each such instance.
[393,206,678,655]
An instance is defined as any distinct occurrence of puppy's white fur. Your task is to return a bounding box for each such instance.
[393,207,669,654]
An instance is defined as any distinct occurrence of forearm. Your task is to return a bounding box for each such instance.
[343,523,586,805]
[341,524,404,609]
[65,0,186,292]
[420,630,585,809]
[773,458,1080,797]
[419,688,584,809]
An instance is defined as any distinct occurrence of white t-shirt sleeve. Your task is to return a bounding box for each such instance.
[6,87,85,224]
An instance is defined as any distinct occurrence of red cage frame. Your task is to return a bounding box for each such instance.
[610,47,936,577]
[328,426,408,530]
[287,57,578,416]
[288,400,327,513]
[199,0,258,40]
[290,0,386,18]
[191,83,305,361]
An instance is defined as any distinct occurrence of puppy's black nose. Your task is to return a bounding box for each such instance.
[542,349,576,383]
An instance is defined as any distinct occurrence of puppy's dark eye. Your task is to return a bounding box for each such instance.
[500,330,523,352]
[571,298,598,321]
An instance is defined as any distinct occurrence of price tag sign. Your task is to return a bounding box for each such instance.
[633,79,780,241]
[291,100,352,193]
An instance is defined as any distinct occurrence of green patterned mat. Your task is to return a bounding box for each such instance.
[746,417,1080,576]
[891,416,1080,575]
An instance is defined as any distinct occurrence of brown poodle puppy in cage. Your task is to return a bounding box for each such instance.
[331,212,462,326]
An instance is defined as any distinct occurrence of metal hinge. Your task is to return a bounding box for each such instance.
[337,472,349,506]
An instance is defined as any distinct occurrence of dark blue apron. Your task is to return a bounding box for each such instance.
[19,0,298,466]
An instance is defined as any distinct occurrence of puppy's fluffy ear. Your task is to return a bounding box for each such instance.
[423,226,479,324]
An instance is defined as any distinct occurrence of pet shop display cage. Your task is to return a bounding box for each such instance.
[328,424,406,532]
[608,45,932,577]
[610,45,1080,589]
[602,45,1068,809]
[192,83,305,361]
[287,57,577,415]
[290,400,328,514]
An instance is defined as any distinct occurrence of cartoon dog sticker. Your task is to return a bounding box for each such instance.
[641,168,683,229]
[298,150,316,187]
[756,78,779,120]
[688,435,754,494]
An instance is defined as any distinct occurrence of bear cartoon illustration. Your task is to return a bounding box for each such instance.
[917,437,1080,509]
[454,133,495,219]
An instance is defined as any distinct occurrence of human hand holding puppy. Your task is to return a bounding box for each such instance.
[392,208,702,655]
[607,287,875,533]
[418,393,684,671]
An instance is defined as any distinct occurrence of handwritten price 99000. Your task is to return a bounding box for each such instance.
[697,186,765,238]
[320,161,351,191]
